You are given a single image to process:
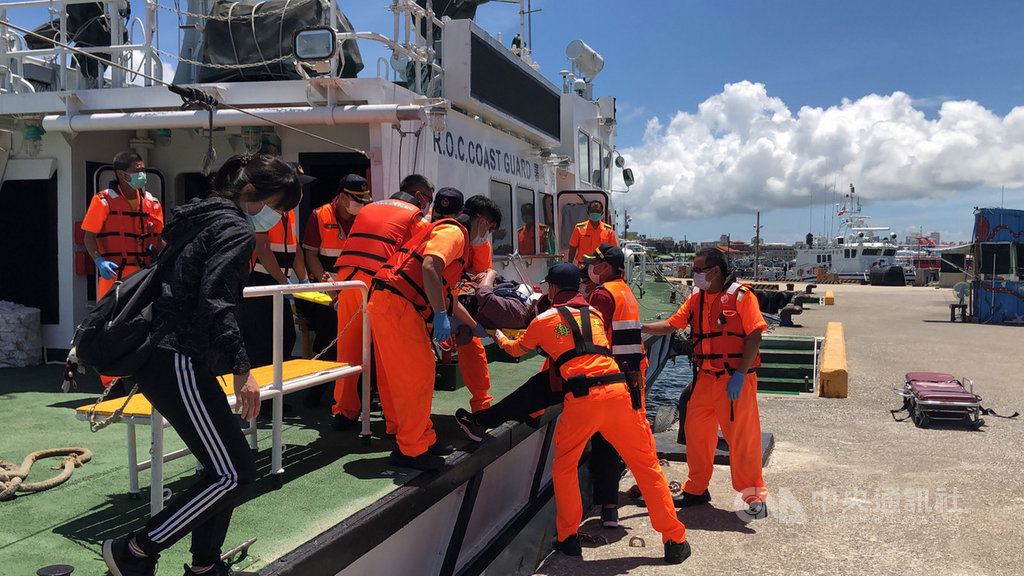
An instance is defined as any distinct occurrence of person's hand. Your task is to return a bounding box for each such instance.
[493,329,507,342]
[320,272,333,282]
[233,372,262,420]
[283,278,294,301]
[432,311,451,343]
[726,371,746,401]
[471,322,488,339]
[95,257,118,280]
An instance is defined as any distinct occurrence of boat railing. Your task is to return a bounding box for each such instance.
[0,0,161,93]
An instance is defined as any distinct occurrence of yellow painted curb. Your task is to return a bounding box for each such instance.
[819,321,848,398]
[824,289,835,305]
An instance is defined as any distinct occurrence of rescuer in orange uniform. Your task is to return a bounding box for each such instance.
[516,202,552,256]
[301,174,370,405]
[566,199,616,265]
[454,194,498,413]
[369,189,501,470]
[81,151,164,389]
[642,247,769,519]
[581,243,648,528]
[491,263,689,563]
[329,174,433,431]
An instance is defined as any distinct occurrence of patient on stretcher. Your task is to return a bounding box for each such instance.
[450,269,541,346]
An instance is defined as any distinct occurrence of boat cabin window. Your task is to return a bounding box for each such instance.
[1017,244,1024,276]
[844,249,858,258]
[602,146,612,191]
[541,192,556,252]
[862,248,880,256]
[489,180,514,255]
[882,249,896,256]
[590,141,603,188]
[515,186,556,256]
[578,131,590,184]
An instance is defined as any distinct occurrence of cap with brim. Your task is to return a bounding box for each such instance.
[434,186,465,215]
[288,162,317,185]
[340,173,371,204]
[582,242,625,270]
[542,262,582,288]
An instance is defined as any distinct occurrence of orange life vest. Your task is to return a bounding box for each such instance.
[517,223,550,254]
[310,201,349,272]
[467,239,492,274]
[333,198,425,281]
[531,302,623,395]
[255,209,299,275]
[688,281,761,374]
[373,218,470,320]
[94,187,162,269]
[597,278,645,372]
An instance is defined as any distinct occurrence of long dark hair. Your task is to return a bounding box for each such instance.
[210,153,301,211]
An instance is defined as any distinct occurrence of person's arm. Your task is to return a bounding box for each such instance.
[302,213,326,282]
[494,320,539,358]
[253,233,288,284]
[292,244,308,281]
[642,319,677,336]
[566,245,578,265]
[735,329,763,375]
[422,254,447,314]
[83,231,101,262]
[565,226,581,263]
[643,296,691,335]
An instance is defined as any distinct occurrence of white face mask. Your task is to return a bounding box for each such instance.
[588,265,602,284]
[693,271,712,291]
[247,204,281,233]
[345,196,364,215]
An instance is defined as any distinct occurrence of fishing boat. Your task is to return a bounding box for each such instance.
[792,184,914,285]
[0,2,654,574]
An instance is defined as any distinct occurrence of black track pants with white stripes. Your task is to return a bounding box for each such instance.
[132,347,257,566]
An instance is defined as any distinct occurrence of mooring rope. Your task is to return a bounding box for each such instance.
[0,448,93,501]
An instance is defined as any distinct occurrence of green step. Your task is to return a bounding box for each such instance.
[760,349,816,364]
[757,375,814,393]
[756,364,814,381]
[761,335,817,351]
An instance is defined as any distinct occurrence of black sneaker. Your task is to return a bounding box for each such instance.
[427,442,456,456]
[743,500,768,520]
[455,408,486,442]
[676,489,712,508]
[103,536,157,576]
[389,449,445,471]
[664,539,691,564]
[331,413,358,431]
[183,560,258,575]
[552,533,582,556]
[600,506,618,528]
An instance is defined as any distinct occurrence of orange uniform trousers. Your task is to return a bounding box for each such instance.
[332,270,371,420]
[98,264,141,388]
[553,382,687,544]
[457,337,492,412]
[367,290,436,457]
[682,370,767,504]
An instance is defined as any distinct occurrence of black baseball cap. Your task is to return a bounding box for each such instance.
[339,173,371,204]
[582,243,625,270]
[542,262,582,288]
[288,162,317,185]
[434,187,464,216]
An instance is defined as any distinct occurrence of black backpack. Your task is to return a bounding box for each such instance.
[71,226,203,377]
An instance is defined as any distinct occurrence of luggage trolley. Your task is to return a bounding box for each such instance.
[894,372,984,429]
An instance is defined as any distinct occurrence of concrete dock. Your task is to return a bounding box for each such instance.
[534,283,1024,575]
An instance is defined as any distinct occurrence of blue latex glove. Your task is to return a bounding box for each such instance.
[283,278,294,302]
[471,322,488,339]
[95,257,118,280]
[300,278,311,284]
[726,371,746,401]
[432,311,451,343]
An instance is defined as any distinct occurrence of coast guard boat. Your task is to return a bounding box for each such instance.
[0,2,646,574]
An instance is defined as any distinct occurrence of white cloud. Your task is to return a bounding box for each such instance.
[619,81,1024,225]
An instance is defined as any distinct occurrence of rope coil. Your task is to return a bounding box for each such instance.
[0,448,93,501]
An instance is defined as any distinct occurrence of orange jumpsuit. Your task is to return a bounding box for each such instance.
[81,184,163,387]
[370,221,468,457]
[458,239,493,412]
[331,199,428,422]
[497,299,686,544]
[668,282,768,504]
[568,220,616,265]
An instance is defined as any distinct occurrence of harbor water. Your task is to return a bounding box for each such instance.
[645,355,693,420]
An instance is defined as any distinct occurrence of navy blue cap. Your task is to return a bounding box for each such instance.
[434,187,464,216]
[582,243,625,270]
[339,173,371,203]
[543,262,582,288]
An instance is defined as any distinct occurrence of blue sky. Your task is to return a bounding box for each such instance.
[9,1,1024,244]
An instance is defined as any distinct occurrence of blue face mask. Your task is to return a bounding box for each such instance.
[588,212,602,222]
[247,203,281,232]
[128,172,147,190]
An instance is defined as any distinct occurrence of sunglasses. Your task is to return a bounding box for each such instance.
[692,265,716,273]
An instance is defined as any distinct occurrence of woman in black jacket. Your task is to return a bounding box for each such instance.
[103,153,302,576]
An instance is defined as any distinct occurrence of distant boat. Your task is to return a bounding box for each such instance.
[792,184,913,285]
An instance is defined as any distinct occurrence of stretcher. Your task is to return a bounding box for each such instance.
[892,372,983,429]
